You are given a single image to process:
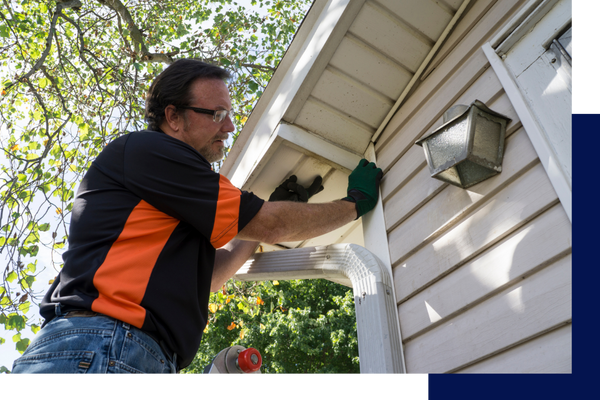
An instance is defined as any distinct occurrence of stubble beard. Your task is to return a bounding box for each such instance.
[199,142,226,164]
[182,115,226,164]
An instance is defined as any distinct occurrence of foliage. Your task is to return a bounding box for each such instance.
[183,278,359,374]
[0,0,312,357]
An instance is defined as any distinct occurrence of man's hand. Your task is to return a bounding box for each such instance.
[342,159,383,218]
[269,175,324,202]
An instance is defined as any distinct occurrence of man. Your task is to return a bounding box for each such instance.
[12,59,382,373]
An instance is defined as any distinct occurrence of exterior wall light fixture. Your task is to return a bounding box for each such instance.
[415,100,511,189]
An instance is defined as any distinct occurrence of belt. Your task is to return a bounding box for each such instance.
[64,310,102,318]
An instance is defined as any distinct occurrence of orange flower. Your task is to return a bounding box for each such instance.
[227,322,237,330]
[256,296,265,305]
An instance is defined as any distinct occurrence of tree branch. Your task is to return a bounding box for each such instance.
[4,1,82,92]
[56,0,83,10]
[240,63,276,72]
[96,0,176,64]
[140,51,178,63]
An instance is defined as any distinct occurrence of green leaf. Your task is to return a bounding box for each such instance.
[16,338,30,354]
[38,77,49,88]
[38,223,50,231]
[6,314,26,331]
[22,275,36,290]
[24,262,37,274]
[248,80,259,92]
[40,183,51,193]
[18,301,30,314]
[6,271,17,283]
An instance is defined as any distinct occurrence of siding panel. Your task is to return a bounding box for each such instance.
[398,204,571,340]
[388,130,544,267]
[457,324,572,373]
[403,254,572,372]
[384,126,533,240]
[421,0,500,81]
[392,162,559,298]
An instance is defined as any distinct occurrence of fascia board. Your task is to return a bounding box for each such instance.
[276,123,362,172]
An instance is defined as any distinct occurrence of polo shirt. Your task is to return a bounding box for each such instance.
[40,130,264,369]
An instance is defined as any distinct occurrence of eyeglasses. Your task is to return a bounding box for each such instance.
[179,106,233,123]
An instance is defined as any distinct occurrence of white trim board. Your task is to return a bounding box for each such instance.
[482,42,571,222]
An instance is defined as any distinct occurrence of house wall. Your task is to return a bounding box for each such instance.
[374,0,571,373]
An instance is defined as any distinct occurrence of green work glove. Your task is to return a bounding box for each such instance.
[269,175,324,203]
[342,159,383,218]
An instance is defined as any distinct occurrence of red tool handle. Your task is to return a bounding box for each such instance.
[237,347,262,373]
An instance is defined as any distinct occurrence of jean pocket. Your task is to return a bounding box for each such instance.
[108,361,148,378]
[12,351,95,374]
[114,332,171,373]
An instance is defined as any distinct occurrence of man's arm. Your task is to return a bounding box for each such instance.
[236,199,357,244]
[211,238,260,291]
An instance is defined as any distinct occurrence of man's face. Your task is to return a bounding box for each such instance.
[178,78,234,163]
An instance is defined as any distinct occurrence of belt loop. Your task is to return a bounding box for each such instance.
[54,303,62,317]
[123,322,130,330]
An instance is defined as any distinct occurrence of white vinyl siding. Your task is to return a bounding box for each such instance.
[376,0,571,373]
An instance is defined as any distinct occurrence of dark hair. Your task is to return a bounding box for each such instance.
[145,59,230,131]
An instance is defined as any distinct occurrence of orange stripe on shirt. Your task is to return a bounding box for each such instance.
[91,200,179,328]
[210,175,241,248]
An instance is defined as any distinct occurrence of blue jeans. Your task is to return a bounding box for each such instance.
[11,313,177,373]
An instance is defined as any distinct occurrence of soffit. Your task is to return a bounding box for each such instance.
[223,0,465,252]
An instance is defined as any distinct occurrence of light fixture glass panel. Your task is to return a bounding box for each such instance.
[472,111,502,164]
[426,116,469,170]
